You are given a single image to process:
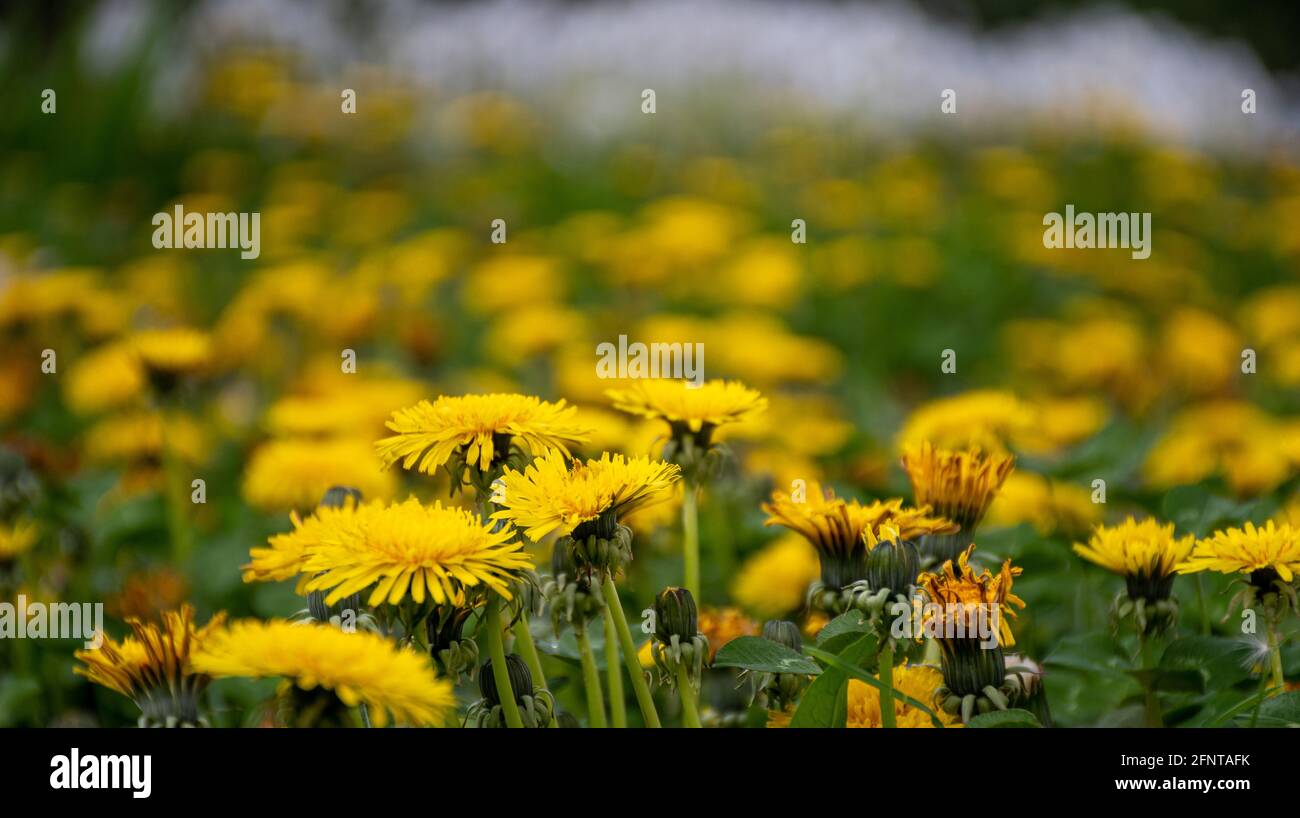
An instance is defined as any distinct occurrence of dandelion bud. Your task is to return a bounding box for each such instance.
[655,586,699,643]
[864,533,920,598]
[479,654,533,706]
[761,620,803,653]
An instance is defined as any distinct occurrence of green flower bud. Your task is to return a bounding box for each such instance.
[761,620,803,653]
[654,586,699,643]
[865,537,920,598]
[479,654,533,707]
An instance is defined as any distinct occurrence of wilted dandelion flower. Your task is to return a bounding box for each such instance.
[241,438,396,513]
[918,545,1024,649]
[917,546,1026,721]
[902,442,1014,532]
[491,448,680,542]
[902,442,1014,562]
[374,393,589,485]
[763,482,955,590]
[301,497,533,606]
[74,605,226,727]
[191,620,455,727]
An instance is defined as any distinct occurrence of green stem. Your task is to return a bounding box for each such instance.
[604,605,627,728]
[486,599,525,729]
[674,663,702,728]
[512,616,547,690]
[599,577,661,728]
[682,483,700,600]
[878,643,897,729]
[1195,575,1210,635]
[1248,667,1269,728]
[1266,615,1285,694]
[1137,630,1163,728]
[575,622,608,728]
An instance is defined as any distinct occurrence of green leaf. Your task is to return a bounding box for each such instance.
[712,636,821,675]
[1127,668,1205,694]
[800,642,946,727]
[1252,691,1300,726]
[816,610,872,645]
[1159,635,1252,687]
[966,708,1042,728]
[815,610,877,655]
[790,635,875,728]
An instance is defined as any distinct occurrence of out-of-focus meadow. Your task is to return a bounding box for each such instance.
[2,1,1299,728]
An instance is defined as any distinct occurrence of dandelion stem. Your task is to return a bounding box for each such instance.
[486,599,525,728]
[512,616,548,691]
[1137,630,1163,728]
[1266,615,1285,694]
[604,605,627,728]
[674,663,702,727]
[600,576,661,727]
[682,482,700,600]
[575,621,608,727]
[878,643,897,729]
[1195,575,1210,635]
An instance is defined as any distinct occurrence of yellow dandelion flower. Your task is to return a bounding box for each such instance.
[241,437,396,513]
[1177,520,1300,582]
[63,342,146,415]
[917,545,1025,648]
[243,499,365,587]
[74,605,226,725]
[731,533,821,620]
[301,497,533,606]
[375,393,589,475]
[1074,517,1194,586]
[191,620,455,727]
[130,327,213,376]
[845,665,958,728]
[901,442,1015,531]
[606,378,767,434]
[490,448,680,541]
[0,519,38,562]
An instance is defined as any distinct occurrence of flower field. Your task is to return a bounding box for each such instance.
[2,1,1300,733]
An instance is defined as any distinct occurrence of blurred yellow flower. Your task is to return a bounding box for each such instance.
[731,533,820,620]
[192,620,455,727]
[242,437,396,513]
